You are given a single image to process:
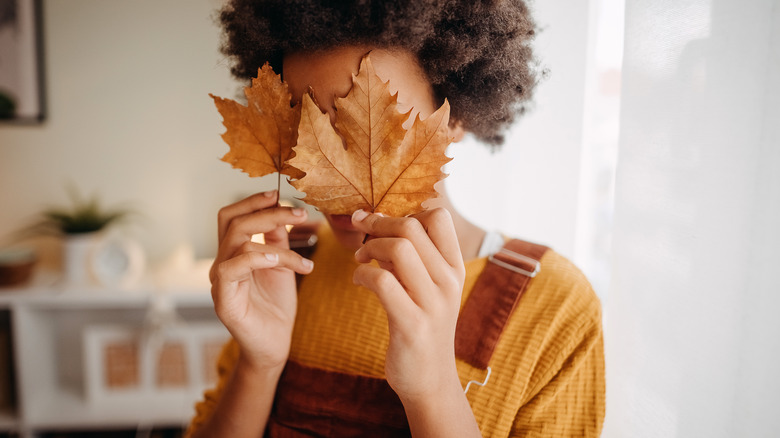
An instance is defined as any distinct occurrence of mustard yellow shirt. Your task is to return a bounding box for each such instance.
[188,226,605,436]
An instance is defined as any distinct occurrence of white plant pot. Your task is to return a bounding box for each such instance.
[62,232,102,288]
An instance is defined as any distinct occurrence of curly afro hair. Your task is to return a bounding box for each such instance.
[219,0,540,146]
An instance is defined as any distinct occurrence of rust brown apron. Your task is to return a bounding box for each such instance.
[267,238,548,437]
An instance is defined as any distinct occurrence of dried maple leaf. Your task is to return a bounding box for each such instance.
[288,55,453,217]
[210,64,304,184]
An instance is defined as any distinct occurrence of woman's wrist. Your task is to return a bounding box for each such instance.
[398,365,462,408]
[400,368,481,438]
[236,350,287,382]
[190,348,286,438]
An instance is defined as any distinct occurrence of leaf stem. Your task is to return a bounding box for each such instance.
[361,206,374,244]
[276,172,281,205]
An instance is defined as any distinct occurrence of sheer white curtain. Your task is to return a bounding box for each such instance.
[603,0,780,437]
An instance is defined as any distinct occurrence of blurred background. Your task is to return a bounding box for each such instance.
[0,0,778,437]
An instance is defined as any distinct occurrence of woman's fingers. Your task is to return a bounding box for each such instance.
[213,250,280,286]
[355,237,436,304]
[211,243,314,284]
[217,190,279,242]
[351,208,463,285]
[220,206,308,259]
[261,207,307,247]
[408,208,464,270]
[353,264,420,328]
[352,210,438,260]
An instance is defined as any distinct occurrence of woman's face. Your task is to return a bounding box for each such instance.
[282,46,442,250]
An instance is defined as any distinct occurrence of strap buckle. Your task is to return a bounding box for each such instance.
[488,248,541,278]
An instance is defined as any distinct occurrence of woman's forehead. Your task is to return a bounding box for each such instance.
[282,46,436,123]
[283,46,368,108]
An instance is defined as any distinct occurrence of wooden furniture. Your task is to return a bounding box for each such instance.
[0,281,225,438]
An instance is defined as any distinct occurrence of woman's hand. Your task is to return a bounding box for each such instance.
[350,208,466,401]
[210,191,314,372]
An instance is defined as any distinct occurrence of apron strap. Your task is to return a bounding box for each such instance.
[454,239,548,369]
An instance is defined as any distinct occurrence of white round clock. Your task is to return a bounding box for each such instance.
[90,236,145,288]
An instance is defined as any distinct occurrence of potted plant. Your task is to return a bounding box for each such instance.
[30,186,132,287]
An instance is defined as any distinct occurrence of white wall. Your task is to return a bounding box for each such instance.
[1,0,595,274]
[603,0,780,436]
[0,0,274,264]
[448,0,591,264]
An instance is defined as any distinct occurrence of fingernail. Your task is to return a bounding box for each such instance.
[264,190,277,197]
[375,212,385,217]
[264,253,278,262]
[352,209,369,222]
[292,208,305,216]
[302,258,314,270]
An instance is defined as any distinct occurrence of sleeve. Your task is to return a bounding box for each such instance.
[184,338,240,438]
[509,314,605,437]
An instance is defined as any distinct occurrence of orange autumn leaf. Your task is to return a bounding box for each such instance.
[210,64,304,180]
[288,55,453,217]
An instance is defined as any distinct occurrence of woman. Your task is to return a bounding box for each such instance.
[188,1,604,437]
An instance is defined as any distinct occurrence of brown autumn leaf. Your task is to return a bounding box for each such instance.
[288,55,453,217]
[210,63,304,181]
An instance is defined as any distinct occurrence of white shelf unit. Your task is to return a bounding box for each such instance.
[0,287,226,438]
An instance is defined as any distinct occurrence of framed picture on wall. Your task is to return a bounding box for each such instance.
[0,0,45,122]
